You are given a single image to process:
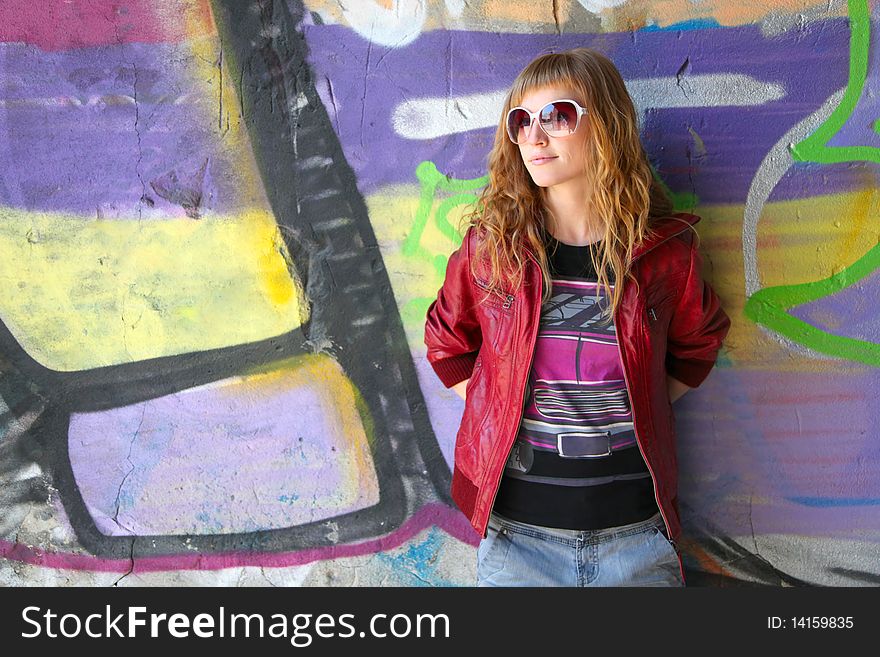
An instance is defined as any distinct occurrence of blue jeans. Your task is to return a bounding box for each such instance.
[477,510,684,587]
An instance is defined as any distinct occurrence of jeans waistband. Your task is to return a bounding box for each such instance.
[489,510,665,544]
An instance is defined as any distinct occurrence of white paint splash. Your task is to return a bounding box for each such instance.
[576,0,629,14]
[444,0,467,19]
[392,75,786,139]
[338,0,428,47]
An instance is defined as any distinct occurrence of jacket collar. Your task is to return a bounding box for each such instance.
[520,212,701,263]
[632,212,701,261]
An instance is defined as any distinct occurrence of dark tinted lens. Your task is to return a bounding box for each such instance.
[540,101,578,135]
[506,108,531,143]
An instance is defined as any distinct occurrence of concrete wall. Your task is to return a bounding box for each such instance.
[1,0,878,586]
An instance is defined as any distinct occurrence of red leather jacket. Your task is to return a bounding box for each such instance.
[424,212,731,544]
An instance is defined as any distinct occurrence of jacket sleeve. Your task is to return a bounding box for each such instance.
[665,236,731,388]
[424,228,483,388]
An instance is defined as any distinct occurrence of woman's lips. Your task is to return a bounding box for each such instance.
[529,156,557,165]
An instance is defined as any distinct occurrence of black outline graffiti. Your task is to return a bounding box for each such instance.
[0,0,451,558]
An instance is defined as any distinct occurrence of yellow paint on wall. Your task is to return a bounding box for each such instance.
[365,184,471,345]
[694,189,879,374]
[754,190,879,288]
[181,0,217,38]
[0,207,306,372]
[482,0,570,24]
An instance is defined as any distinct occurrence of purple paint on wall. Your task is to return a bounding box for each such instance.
[68,374,379,536]
[303,22,854,204]
[826,12,880,150]
[677,368,880,537]
[789,266,880,344]
[413,352,461,467]
[0,41,263,216]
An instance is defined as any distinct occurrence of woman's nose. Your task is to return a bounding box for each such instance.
[524,120,547,145]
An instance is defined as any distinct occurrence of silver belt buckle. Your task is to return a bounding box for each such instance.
[556,432,612,458]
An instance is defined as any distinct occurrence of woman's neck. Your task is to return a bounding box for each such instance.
[543,185,604,246]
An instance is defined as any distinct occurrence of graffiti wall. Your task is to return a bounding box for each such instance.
[1,0,877,586]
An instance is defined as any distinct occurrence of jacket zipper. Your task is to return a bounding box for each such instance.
[613,300,685,581]
[482,270,541,538]
[627,223,692,564]
[473,276,515,308]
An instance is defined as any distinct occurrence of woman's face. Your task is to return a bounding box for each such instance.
[514,85,591,190]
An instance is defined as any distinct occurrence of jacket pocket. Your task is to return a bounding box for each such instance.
[454,356,494,476]
[464,354,484,397]
[473,276,515,311]
[644,277,683,326]
[472,276,517,357]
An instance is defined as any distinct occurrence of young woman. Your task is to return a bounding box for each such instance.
[424,48,731,586]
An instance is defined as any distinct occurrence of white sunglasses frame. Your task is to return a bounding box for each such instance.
[505,98,588,144]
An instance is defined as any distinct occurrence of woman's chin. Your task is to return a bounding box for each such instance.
[528,174,561,188]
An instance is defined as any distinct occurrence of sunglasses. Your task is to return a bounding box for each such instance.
[505,98,588,145]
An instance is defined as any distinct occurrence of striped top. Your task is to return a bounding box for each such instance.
[492,235,659,530]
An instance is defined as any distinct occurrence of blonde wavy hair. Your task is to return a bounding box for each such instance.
[465,48,674,323]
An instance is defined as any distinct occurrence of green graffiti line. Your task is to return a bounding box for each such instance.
[746,241,880,366]
[401,161,487,325]
[745,0,880,366]
[791,0,874,163]
[404,160,487,266]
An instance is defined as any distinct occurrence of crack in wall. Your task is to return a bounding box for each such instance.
[685,144,696,208]
[675,56,691,99]
[112,539,136,586]
[109,12,147,218]
[748,492,760,558]
[407,568,434,586]
[325,75,340,135]
[260,566,278,587]
[133,63,147,219]
[111,404,146,534]
[218,46,224,132]
[239,63,246,122]
[359,36,373,153]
